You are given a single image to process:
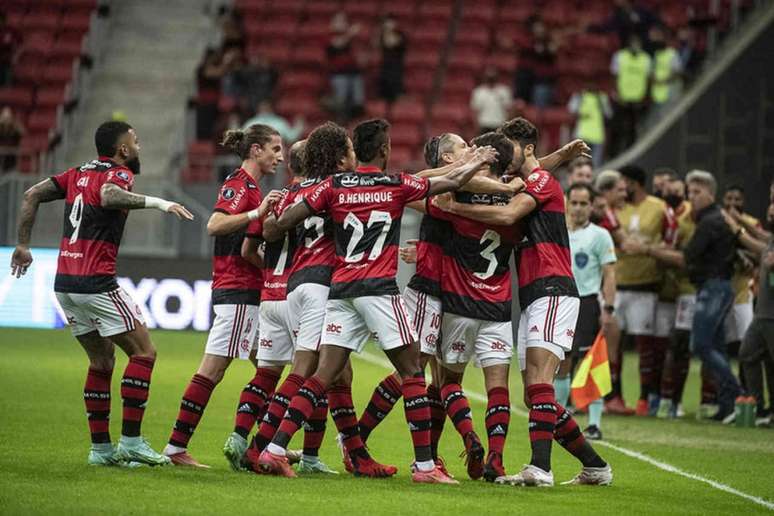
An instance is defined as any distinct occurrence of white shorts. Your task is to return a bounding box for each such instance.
[286,283,329,354]
[403,287,442,356]
[517,296,580,371]
[441,313,512,372]
[322,295,416,353]
[56,288,146,338]
[725,302,754,343]
[205,304,259,360]
[256,300,295,366]
[675,294,696,331]
[654,301,676,338]
[615,290,657,335]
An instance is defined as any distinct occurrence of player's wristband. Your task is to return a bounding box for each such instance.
[604,304,615,314]
[247,208,260,221]
[144,196,174,212]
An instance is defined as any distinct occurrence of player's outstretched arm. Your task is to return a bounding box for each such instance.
[274,201,313,233]
[11,178,65,278]
[433,190,537,226]
[463,174,525,195]
[538,139,591,173]
[100,183,194,220]
[207,189,282,236]
[427,146,498,196]
[262,213,285,242]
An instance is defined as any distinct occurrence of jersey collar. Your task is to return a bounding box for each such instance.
[355,165,382,174]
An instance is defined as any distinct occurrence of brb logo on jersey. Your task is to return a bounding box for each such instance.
[326,323,342,334]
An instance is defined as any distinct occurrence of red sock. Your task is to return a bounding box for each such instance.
[485,387,510,457]
[234,367,281,439]
[121,356,155,437]
[527,383,556,472]
[554,403,606,467]
[84,367,112,444]
[252,373,305,451]
[303,393,328,457]
[402,376,432,463]
[328,383,368,460]
[426,384,445,459]
[168,374,215,449]
[358,374,402,443]
[272,376,326,449]
[441,383,475,438]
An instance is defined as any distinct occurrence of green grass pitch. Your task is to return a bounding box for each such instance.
[1,328,772,515]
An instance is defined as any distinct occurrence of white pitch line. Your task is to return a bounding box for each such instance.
[355,351,774,511]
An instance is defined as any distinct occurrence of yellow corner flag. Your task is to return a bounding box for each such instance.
[571,331,612,409]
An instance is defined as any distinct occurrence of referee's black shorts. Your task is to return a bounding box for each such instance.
[572,294,600,356]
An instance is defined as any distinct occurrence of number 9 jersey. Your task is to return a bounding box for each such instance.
[302,166,430,300]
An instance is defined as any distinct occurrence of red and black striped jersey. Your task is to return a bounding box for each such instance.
[517,167,579,308]
[406,202,449,298]
[211,168,263,305]
[428,192,520,321]
[303,166,430,299]
[276,178,336,294]
[254,183,299,302]
[50,158,133,293]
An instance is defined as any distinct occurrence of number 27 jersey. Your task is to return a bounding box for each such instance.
[302,166,430,299]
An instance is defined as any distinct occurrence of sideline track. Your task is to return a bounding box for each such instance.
[355,350,774,511]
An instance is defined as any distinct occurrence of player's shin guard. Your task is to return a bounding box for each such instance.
[168,374,215,449]
[485,387,510,457]
[426,384,446,459]
[234,367,281,439]
[441,383,475,439]
[84,367,113,444]
[121,355,155,437]
[402,376,433,463]
[303,394,328,457]
[272,376,326,450]
[358,374,402,443]
[252,373,305,451]
[329,384,369,460]
[554,403,606,468]
[527,383,557,472]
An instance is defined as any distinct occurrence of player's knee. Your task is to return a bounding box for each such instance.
[90,354,115,372]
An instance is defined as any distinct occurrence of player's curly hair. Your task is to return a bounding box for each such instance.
[353,118,390,163]
[471,132,513,177]
[303,122,350,179]
[500,117,538,149]
[220,123,279,159]
[423,133,457,168]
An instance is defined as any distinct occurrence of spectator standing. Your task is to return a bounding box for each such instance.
[377,16,406,104]
[0,106,24,172]
[195,48,225,140]
[649,26,683,105]
[470,66,512,134]
[242,101,304,144]
[567,82,612,168]
[588,0,661,49]
[327,12,364,122]
[610,34,652,155]
[236,54,278,112]
[1,13,21,86]
[676,26,703,81]
[514,16,558,108]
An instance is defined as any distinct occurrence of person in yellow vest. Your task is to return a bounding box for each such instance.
[568,82,613,168]
[616,165,676,416]
[649,25,682,105]
[722,185,760,351]
[610,34,652,155]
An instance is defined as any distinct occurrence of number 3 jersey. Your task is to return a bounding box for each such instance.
[302,166,430,299]
[49,158,135,293]
[428,192,520,321]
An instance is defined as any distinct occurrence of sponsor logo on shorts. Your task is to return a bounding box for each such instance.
[259,338,272,348]
[451,341,465,353]
[490,340,507,351]
[566,329,575,338]
[529,325,539,333]
[326,323,342,334]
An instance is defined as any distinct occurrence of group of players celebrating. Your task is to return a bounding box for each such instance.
[11,114,612,486]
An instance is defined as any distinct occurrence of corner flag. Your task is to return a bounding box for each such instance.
[571,332,612,409]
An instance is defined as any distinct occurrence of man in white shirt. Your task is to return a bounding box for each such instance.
[470,67,512,134]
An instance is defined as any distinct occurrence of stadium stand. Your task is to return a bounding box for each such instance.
[0,0,99,173]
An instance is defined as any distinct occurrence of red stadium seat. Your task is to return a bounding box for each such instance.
[35,86,67,108]
[0,87,34,111]
[60,11,92,33]
[405,51,440,70]
[26,109,58,133]
[276,95,319,118]
[296,21,330,43]
[183,140,216,183]
[390,99,425,124]
[365,99,387,119]
[290,45,326,66]
[17,135,50,174]
[412,26,448,48]
[12,63,43,85]
[389,145,415,169]
[273,0,305,16]
[418,3,453,20]
[22,12,60,32]
[461,3,496,23]
[383,3,415,25]
[42,63,73,86]
[485,52,518,73]
[499,4,532,24]
[432,103,469,127]
[390,124,422,147]
[306,1,340,18]
[454,25,490,50]
[279,71,324,95]
[403,70,435,95]
[22,32,55,56]
[448,49,485,75]
[49,38,84,61]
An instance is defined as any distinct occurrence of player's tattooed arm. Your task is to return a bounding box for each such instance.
[12,179,65,277]
[427,146,498,196]
[262,213,285,242]
[274,201,313,232]
[207,190,282,236]
[101,183,194,220]
[433,191,537,226]
[462,174,525,195]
